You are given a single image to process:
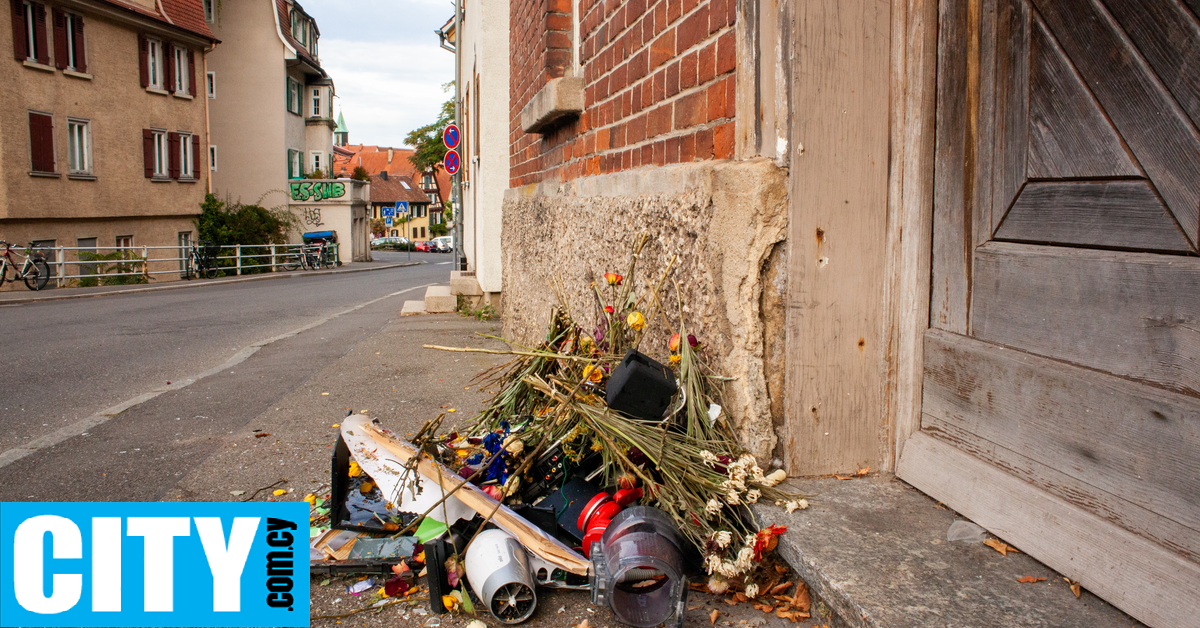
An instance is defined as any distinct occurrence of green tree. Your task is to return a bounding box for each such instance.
[405,82,455,173]
[351,166,371,181]
[196,194,296,274]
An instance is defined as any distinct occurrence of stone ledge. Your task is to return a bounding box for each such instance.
[753,474,1144,628]
[520,76,584,133]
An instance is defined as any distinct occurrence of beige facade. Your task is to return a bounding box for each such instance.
[206,0,335,216]
[0,0,214,283]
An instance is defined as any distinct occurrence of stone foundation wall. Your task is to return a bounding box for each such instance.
[501,157,787,460]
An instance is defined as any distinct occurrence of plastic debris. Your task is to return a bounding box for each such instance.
[346,578,375,595]
[947,520,987,543]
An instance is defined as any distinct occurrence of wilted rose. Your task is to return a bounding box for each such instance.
[669,333,681,352]
[626,311,646,331]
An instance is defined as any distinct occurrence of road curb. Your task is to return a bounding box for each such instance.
[0,261,425,305]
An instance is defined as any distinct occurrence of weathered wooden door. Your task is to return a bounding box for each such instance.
[898,1,1200,626]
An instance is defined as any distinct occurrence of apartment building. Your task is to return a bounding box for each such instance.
[0,0,216,269]
[205,0,335,208]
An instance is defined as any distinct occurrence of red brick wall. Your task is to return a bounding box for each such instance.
[509,0,737,187]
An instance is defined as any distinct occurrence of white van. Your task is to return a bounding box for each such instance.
[430,236,454,253]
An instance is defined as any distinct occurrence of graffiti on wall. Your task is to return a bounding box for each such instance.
[303,207,325,227]
[291,181,346,201]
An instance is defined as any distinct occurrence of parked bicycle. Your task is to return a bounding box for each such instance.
[0,240,49,291]
[182,240,221,280]
[280,242,329,271]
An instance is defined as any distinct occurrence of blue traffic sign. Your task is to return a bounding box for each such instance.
[443,125,460,150]
[444,150,460,175]
[385,216,393,226]
[382,206,396,218]
[398,201,409,213]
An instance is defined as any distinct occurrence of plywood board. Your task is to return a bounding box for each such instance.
[898,431,1200,628]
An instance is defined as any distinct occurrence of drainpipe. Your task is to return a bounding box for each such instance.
[453,0,464,271]
[203,42,215,195]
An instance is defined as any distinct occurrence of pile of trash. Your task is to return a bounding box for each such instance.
[309,234,807,626]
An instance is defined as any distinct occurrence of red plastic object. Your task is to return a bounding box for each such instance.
[578,489,644,557]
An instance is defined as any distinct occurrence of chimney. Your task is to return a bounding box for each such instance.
[381,171,388,181]
[387,148,394,164]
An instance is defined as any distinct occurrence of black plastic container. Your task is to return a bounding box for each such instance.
[605,349,678,421]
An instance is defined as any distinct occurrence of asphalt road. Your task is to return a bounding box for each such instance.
[0,251,454,501]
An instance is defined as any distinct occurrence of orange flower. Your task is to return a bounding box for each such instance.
[604,272,623,286]
[669,333,681,352]
[669,354,681,365]
[604,305,614,314]
[582,364,604,383]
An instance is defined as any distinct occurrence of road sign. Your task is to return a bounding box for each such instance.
[398,201,409,214]
[385,216,393,226]
[443,124,461,150]
[444,150,461,175]
[383,205,396,218]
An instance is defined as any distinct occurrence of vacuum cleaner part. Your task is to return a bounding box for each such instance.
[465,529,539,624]
[590,506,688,628]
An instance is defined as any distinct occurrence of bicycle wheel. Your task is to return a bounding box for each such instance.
[281,253,299,272]
[203,263,219,279]
[182,253,194,280]
[0,263,6,288]
[24,259,49,291]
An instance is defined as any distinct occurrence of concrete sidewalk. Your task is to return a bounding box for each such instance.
[0,259,423,305]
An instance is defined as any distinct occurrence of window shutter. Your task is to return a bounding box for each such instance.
[192,136,200,178]
[187,49,196,96]
[72,14,84,72]
[142,129,154,177]
[285,79,292,112]
[163,43,175,92]
[29,113,54,172]
[52,8,66,69]
[167,132,180,178]
[138,35,149,87]
[11,0,27,61]
[33,2,47,64]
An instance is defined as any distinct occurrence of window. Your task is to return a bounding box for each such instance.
[15,1,47,63]
[178,232,191,271]
[427,192,437,204]
[173,46,187,93]
[143,129,167,178]
[206,71,215,98]
[179,133,193,179]
[209,145,217,171]
[311,88,320,117]
[400,180,410,190]
[28,111,54,173]
[67,118,90,174]
[311,151,321,174]
[116,235,133,249]
[421,227,426,238]
[203,0,214,22]
[144,38,163,88]
[431,211,441,225]
[286,78,300,114]
[422,174,433,188]
[52,11,86,72]
[77,237,97,277]
[412,227,417,239]
[288,149,302,179]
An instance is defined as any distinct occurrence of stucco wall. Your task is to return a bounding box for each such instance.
[501,158,787,459]
[460,0,509,294]
[206,0,289,209]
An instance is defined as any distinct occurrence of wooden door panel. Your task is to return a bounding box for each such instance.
[1031,0,1200,246]
[922,329,1200,538]
[1026,16,1140,179]
[970,242,1200,396]
[1104,0,1200,133]
[994,180,1193,251]
[991,0,1030,229]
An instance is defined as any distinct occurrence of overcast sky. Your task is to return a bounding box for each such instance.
[300,0,455,149]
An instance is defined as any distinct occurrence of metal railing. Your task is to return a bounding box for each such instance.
[12,243,340,288]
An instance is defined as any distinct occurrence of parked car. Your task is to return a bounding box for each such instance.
[430,236,454,252]
[414,241,432,252]
[371,236,409,248]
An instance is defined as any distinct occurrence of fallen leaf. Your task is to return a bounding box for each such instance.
[448,409,457,413]
[770,582,794,595]
[1017,576,1046,583]
[984,538,1019,556]
[722,598,737,606]
[1064,578,1081,598]
[773,595,794,602]
[710,609,719,625]
[577,620,589,628]
[272,489,287,496]
[321,392,330,396]
[254,433,271,438]
[856,467,870,476]
[734,592,749,603]
[229,490,245,496]
[360,481,375,494]
[793,582,811,612]
[834,475,852,480]
[331,424,340,428]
